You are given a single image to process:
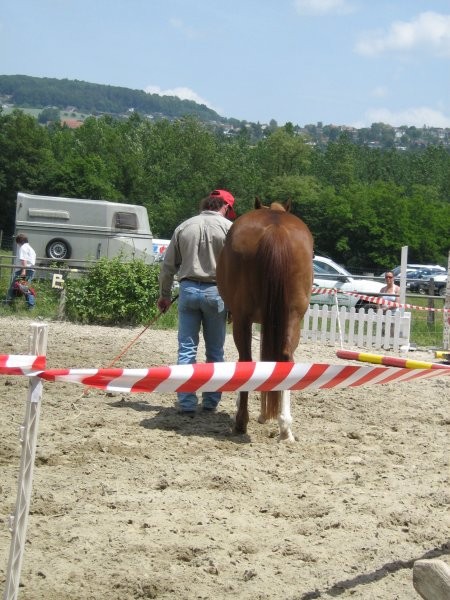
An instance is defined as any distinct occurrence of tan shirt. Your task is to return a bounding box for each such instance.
[159,211,232,299]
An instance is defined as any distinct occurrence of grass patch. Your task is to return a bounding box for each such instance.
[406,294,446,348]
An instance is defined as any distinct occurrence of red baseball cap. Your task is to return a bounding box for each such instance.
[209,189,236,220]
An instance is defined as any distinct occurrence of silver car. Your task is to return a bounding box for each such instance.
[312,255,384,309]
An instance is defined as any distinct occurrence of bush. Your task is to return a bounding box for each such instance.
[65,256,164,325]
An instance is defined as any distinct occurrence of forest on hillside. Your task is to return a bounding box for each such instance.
[2,75,449,150]
[0,108,449,271]
[0,74,229,124]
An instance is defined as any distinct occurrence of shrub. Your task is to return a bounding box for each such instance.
[65,256,164,325]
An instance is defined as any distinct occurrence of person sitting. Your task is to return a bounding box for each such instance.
[6,233,36,309]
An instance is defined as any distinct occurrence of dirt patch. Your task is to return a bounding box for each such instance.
[1,315,449,599]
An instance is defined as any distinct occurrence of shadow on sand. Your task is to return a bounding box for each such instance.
[107,397,251,444]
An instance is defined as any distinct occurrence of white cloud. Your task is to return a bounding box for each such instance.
[355,11,450,57]
[144,85,216,110]
[371,85,388,98]
[357,106,450,128]
[169,17,197,40]
[293,0,354,15]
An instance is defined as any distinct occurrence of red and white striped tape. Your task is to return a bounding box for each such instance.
[0,354,46,375]
[311,287,449,312]
[1,356,448,393]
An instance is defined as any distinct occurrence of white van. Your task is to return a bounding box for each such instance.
[14,192,154,268]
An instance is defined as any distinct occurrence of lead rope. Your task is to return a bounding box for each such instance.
[107,294,179,367]
[80,295,179,398]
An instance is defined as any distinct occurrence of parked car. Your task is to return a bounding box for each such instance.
[419,272,448,297]
[404,267,447,293]
[405,270,427,293]
[312,256,384,309]
[388,264,446,279]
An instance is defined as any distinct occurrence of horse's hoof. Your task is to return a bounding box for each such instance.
[257,415,266,424]
[278,432,296,443]
[233,425,247,435]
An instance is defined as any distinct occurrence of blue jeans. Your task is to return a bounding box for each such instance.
[6,269,36,308]
[177,280,227,411]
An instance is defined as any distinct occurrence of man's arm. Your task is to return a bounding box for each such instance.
[157,237,179,312]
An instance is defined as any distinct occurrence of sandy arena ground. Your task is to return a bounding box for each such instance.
[0,315,449,599]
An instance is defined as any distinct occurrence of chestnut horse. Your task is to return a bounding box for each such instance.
[216,199,313,441]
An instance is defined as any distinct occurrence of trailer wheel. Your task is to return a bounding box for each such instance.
[46,238,72,260]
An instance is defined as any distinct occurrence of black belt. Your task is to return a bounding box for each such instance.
[182,278,216,284]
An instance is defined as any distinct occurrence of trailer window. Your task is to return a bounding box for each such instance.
[114,212,138,231]
[28,209,70,220]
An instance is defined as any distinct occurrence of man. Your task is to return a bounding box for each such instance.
[6,233,37,308]
[157,190,236,415]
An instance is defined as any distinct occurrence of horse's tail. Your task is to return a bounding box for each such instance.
[256,225,291,420]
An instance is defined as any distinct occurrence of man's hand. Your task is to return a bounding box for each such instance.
[157,297,172,313]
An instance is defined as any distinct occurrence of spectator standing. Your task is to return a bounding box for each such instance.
[380,271,400,309]
[157,190,236,415]
[380,271,400,339]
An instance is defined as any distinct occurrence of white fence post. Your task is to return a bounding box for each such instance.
[3,323,48,600]
[302,306,411,350]
[413,559,450,600]
[443,250,450,351]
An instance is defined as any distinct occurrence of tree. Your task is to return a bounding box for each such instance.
[0,110,54,236]
[38,107,60,124]
[256,128,313,180]
[264,174,322,228]
[45,154,121,199]
[138,117,222,236]
[315,135,357,189]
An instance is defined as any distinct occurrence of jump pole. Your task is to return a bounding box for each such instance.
[336,349,450,370]
[3,323,48,600]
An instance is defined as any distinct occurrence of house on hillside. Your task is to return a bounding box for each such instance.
[61,118,84,129]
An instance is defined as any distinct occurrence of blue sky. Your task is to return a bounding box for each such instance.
[1,0,449,127]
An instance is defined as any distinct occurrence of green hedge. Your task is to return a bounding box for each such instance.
[65,256,177,326]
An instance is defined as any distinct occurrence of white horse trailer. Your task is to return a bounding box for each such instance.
[14,192,154,268]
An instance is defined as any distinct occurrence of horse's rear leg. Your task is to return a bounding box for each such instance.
[257,333,268,424]
[233,318,252,435]
[278,390,295,442]
[235,391,249,434]
[258,392,270,424]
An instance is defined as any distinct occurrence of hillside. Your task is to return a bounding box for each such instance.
[1,74,450,149]
[0,74,237,126]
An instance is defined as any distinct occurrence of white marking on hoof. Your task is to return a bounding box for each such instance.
[278,430,296,443]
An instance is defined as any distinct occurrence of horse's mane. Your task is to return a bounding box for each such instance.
[254,197,292,212]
